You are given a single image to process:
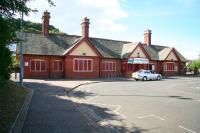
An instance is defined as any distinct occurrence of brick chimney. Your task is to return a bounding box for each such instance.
[42,10,50,36]
[144,29,152,46]
[81,17,90,38]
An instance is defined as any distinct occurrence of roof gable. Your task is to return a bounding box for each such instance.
[121,42,138,58]
[65,38,102,57]
[69,40,98,56]
[165,50,178,61]
[129,45,147,58]
[158,47,172,60]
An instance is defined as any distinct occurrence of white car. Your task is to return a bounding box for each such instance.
[132,70,162,81]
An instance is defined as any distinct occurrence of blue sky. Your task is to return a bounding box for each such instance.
[23,0,200,60]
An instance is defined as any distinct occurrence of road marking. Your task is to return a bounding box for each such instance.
[89,102,126,119]
[197,100,200,102]
[137,114,165,121]
[179,125,197,133]
[153,115,165,121]
[137,114,153,119]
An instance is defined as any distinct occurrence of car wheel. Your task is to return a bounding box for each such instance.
[157,76,161,80]
[143,76,147,81]
[135,79,139,81]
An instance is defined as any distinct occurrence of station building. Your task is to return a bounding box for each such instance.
[17,11,187,79]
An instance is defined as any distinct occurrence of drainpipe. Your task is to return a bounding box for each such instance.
[49,56,51,78]
[99,58,101,79]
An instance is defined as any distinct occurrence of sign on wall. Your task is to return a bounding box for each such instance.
[128,58,149,64]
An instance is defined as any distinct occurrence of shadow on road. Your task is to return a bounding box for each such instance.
[22,81,153,133]
[71,90,194,101]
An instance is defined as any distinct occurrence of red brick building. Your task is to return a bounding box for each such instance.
[17,11,187,79]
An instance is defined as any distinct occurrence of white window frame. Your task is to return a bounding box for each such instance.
[103,61,117,71]
[53,60,63,72]
[165,62,176,71]
[73,58,93,72]
[30,59,46,72]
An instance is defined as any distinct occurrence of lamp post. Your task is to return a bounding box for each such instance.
[19,10,24,87]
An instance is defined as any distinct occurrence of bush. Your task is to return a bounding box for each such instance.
[0,16,15,87]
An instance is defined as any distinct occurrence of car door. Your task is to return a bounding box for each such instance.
[144,70,151,80]
[150,71,157,80]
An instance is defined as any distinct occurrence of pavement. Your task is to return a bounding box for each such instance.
[69,77,200,133]
[10,74,130,133]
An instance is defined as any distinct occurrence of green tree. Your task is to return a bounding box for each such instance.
[11,56,20,72]
[0,0,54,87]
[187,59,200,75]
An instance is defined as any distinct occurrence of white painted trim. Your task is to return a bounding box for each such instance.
[73,58,93,72]
[164,62,177,72]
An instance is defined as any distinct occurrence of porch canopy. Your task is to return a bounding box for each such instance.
[128,58,149,64]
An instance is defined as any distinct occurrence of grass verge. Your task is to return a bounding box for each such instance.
[0,81,29,133]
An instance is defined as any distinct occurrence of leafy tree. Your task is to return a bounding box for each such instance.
[0,16,16,86]
[11,55,20,72]
[11,18,66,34]
[0,0,54,87]
[187,59,200,75]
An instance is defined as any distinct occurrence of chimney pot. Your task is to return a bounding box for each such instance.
[144,29,152,46]
[42,10,50,36]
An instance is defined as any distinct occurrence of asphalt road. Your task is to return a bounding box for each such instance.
[70,77,200,133]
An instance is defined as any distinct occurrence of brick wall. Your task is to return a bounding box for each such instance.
[100,59,122,78]
[23,55,64,78]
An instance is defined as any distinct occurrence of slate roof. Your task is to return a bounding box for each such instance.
[19,32,80,56]
[90,38,129,58]
[19,32,187,62]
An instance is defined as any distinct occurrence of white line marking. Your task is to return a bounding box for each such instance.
[89,102,126,119]
[153,115,165,121]
[179,125,197,133]
[198,100,200,102]
[137,114,165,121]
[137,114,153,119]
[113,105,127,119]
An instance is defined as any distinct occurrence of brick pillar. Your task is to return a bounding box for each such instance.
[42,10,50,36]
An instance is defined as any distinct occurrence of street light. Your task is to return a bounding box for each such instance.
[19,10,24,87]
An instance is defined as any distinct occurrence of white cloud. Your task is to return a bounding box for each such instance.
[78,0,128,19]
[24,0,128,37]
